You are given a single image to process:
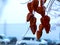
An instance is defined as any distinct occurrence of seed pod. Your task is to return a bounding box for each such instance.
[39,24,44,32]
[27,2,33,13]
[40,15,50,26]
[36,6,45,17]
[36,30,42,40]
[45,24,50,33]
[30,25,37,34]
[40,0,47,7]
[36,24,43,40]
[29,16,37,34]
[32,0,39,11]
[30,16,36,26]
[26,13,34,22]
[44,15,50,23]
[44,0,46,3]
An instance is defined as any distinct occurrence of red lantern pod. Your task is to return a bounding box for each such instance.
[40,17,46,26]
[45,24,50,33]
[40,0,44,7]
[30,16,36,26]
[40,15,50,26]
[29,16,37,34]
[44,15,50,23]
[32,0,39,11]
[30,16,37,34]
[26,13,34,22]
[40,0,47,7]
[36,7,42,14]
[36,7,45,17]
[36,30,42,40]
[36,24,43,40]
[27,2,33,13]
[44,0,47,3]
[39,24,44,32]
[30,25,37,34]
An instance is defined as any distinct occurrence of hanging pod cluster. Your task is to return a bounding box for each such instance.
[26,0,50,40]
[27,13,37,34]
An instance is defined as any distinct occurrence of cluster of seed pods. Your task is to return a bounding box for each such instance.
[27,13,37,34]
[26,0,50,40]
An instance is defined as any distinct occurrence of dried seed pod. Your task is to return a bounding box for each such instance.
[44,0,46,3]
[45,24,50,33]
[39,24,44,31]
[44,15,50,23]
[36,7,43,14]
[27,2,33,13]
[40,0,47,7]
[30,16,36,26]
[26,13,34,22]
[36,30,42,40]
[40,15,50,26]
[29,16,37,34]
[36,24,43,40]
[32,0,39,11]
[36,6,45,17]
[30,25,37,34]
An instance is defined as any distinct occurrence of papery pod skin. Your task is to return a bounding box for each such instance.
[26,13,34,22]
[29,16,37,34]
[36,30,42,40]
[45,24,50,33]
[39,24,44,31]
[27,2,33,13]
[44,0,46,3]
[36,6,45,17]
[40,0,47,7]
[40,15,50,26]
[36,24,43,40]
[30,25,37,34]
[30,16,36,26]
[32,0,39,11]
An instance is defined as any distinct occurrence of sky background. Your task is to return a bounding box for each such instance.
[0,0,60,24]
[0,0,60,40]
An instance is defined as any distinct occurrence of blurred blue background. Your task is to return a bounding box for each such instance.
[0,0,60,42]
